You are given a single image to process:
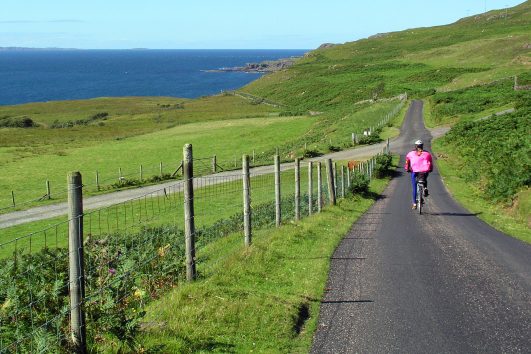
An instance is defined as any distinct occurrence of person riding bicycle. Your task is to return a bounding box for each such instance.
[405,139,433,209]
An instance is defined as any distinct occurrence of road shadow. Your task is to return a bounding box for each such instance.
[425,211,482,217]
[321,300,374,304]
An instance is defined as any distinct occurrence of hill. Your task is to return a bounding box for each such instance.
[243,1,530,113]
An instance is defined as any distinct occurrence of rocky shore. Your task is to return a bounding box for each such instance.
[205,57,299,73]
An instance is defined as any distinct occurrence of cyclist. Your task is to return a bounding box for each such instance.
[405,139,433,209]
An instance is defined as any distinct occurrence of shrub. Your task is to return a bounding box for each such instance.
[348,171,370,195]
[303,149,322,158]
[0,116,37,128]
[374,153,393,178]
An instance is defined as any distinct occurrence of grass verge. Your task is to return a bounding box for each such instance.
[434,139,530,244]
[135,177,391,352]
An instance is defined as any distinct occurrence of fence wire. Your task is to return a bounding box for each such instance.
[0,149,388,352]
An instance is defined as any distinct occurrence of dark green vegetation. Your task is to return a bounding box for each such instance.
[426,73,530,126]
[434,93,530,242]
[439,96,529,202]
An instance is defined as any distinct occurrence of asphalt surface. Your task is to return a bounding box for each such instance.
[311,101,531,353]
[0,107,449,229]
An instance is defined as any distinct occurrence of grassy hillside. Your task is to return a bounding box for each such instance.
[243,1,530,112]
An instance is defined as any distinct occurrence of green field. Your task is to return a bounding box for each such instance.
[0,94,402,211]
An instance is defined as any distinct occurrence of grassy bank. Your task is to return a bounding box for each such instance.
[432,96,530,244]
[135,176,391,353]
[434,139,529,243]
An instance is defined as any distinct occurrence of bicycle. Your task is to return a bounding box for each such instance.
[415,172,428,215]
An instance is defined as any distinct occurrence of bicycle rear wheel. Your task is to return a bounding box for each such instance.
[417,184,423,215]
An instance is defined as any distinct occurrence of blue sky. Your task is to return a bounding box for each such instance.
[0,0,525,49]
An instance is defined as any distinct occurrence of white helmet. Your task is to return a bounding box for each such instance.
[414,139,423,149]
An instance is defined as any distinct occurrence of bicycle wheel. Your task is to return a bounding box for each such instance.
[417,184,423,215]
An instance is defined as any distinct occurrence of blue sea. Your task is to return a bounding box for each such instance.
[0,49,307,105]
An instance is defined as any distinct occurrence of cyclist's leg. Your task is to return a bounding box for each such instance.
[411,172,417,205]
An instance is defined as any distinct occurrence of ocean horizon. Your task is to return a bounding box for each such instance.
[0,49,307,106]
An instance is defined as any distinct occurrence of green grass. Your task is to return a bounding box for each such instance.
[434,139,530,243]
[243,2,530,112]
[135,176,391,353]
[0,165,333,259]
[0,115,315,209]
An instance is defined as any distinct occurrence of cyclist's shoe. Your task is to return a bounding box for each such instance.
[424,188,429,197]
[412,203,417,209]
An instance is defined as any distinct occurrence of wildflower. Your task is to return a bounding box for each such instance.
[158,244,170,257]
[108,268,116,275]
[134,288,146,299]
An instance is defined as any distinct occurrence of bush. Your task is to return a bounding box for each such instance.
[348,171,370,195]
[327,144,341,152]
[0,116,37,128]
[374,153,393,178]
[303,149,322,158]
[358,134,381,145]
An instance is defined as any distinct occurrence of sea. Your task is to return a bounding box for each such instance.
[0,49,307,106]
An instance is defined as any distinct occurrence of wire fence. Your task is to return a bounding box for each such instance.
[1,96,406,213]
[0,141,391,352]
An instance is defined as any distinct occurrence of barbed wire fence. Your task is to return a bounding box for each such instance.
[0,138,391,352]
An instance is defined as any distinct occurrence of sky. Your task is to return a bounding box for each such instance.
[0,0,525,49]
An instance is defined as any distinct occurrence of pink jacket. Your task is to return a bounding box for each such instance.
[405,150,433,173]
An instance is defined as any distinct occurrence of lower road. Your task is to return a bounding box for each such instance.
[311,101,531,352]
[0,103,448,229]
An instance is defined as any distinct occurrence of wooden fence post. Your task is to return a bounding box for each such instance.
[96,171,100,191]
[295,158,300,221]
[46,180,51,199]
[242,155,251,246]
[11,190,15,207]
[317,162,322,212]
[212,155,217,173]
[275,154,281,227]
[308,162,313,216]
[341,165,345,198]
[326,159,336,206]
[67,172,86,353]
[139,164,143,181]
[183,144,196,281]
[160,161,163,177]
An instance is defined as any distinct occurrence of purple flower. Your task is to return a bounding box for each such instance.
[108,268,116,275]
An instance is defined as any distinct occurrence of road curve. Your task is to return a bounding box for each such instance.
[311,100,531,353]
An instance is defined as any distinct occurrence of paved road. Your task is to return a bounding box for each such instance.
[311,100,531,353]
[0,105,448,229]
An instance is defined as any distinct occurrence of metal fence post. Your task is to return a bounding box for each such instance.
[275,154,281,227]
[242,155,251,246]
[67,171,86,353]
[140,164,143,181]
[308,162,313,216]
[317,162,322,212]
[326,159,336,206]
[160,161,163,177]
[183,144,196,281]
[212,155,217,173]
[11,190,15,207]
[295,158,300,221]
[46,180,51,199]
